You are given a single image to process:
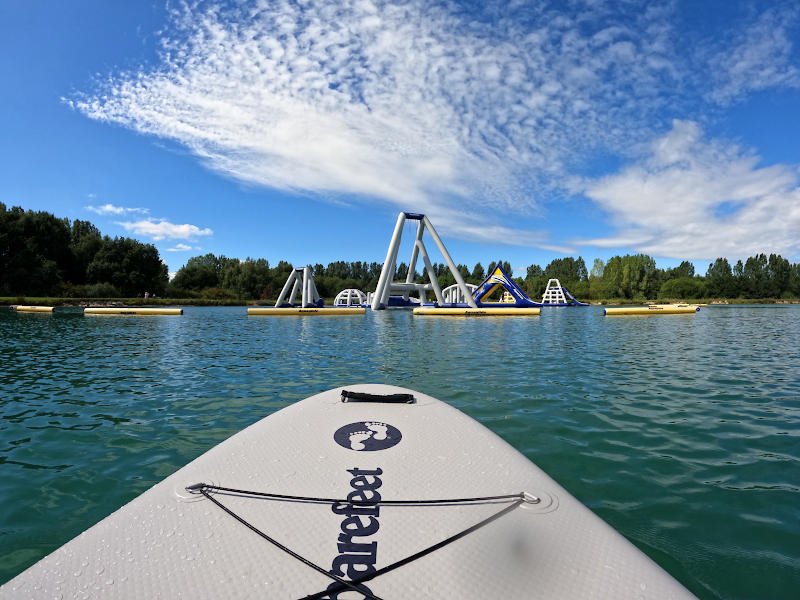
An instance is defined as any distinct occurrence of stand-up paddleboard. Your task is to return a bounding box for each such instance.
[1,385,696,599]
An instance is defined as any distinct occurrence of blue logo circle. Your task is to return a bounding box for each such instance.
[334,421,402,451]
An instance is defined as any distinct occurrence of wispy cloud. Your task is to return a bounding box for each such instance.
[70,0,686,248]
[117,219,213,241]
[579,120,800,259]
[166,243,195,252]
[69,0,800,255]
[705,5,800,105]
[86,203,149,216]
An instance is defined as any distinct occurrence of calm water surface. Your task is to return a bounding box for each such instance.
[1,305,798,598]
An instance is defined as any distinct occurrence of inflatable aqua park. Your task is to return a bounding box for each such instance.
[414,264,541,316]
[421,265,587,310]
[367,212,588,314]
[248,267,365,315]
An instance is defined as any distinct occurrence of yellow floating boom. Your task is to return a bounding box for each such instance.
[413,307,540,316]
[604,305,699,316]
[648,303,707,308]
[11,305,54,313]
[84,307,183,315]
[247,307,365,315]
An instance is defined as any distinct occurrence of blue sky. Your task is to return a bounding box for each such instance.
[2,0,799,278]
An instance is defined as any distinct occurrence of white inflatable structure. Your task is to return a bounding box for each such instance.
[540,278,588,306]
[333,288,367,307]
[541,279,568,305]
[371,212,477,310]
[442,283,478,304]
[274,266,322,308]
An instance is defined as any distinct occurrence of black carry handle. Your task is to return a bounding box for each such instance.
[340,390,415,404]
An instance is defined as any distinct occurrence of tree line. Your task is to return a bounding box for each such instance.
[1,203,167,297]
[3,204,799,301]
[169,255,519,301]
[174,253,800,302]
[520,254,800,301]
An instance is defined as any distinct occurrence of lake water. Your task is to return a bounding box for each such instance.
[1,305,798,598]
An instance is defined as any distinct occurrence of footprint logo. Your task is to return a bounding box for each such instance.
[365,422,388,440]
[334,422,402,451]
[348,431,373,451]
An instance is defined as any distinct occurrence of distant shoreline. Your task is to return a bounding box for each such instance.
[3,296,799,308]
[1,297,249,307]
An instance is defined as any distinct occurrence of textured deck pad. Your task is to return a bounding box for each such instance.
[1,384,696,599]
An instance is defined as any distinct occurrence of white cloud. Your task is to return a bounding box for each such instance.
[166,243,194,252]
[117,219,213,241]
[579,120,800,259]
[69,1,800,256]
[86,203,149,215]
[71,0,684,250]
[706,6,800,105]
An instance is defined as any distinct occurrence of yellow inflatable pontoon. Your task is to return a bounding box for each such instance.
[84,307,183,315]
[604,306,699,316]
[11,305,54,313]
[247,307,365,315]
[648,303,707,308]
[413,307,541,316]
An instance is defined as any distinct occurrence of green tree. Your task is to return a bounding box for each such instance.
[68,220,103,285]
[395,262,409,281]
[742,254,768,297]
[0,204,72,295]
[590,258,605,278]
[665,260,695,279]
[658,277,705,300]
[603,254,658,299]
[788,263,800,297]
[706,258,735,297]
[523,264,546,298]
[544,257,588,283]
[87,237,167,296]
[470,263,485,284]
[766,254,791,298]
[171,253,225,292]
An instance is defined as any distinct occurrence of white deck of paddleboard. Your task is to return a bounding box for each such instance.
[1,384,695,599]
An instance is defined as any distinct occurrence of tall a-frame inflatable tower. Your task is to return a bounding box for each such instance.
[371,213,477,310]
